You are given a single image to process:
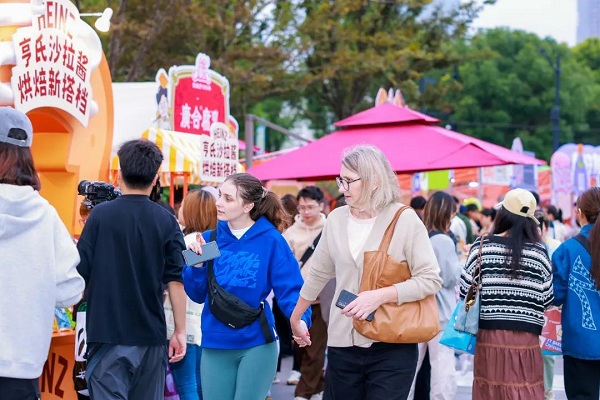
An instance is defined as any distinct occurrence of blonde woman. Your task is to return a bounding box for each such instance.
[291,145,442,400]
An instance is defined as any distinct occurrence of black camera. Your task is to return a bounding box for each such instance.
[78,180,121,208]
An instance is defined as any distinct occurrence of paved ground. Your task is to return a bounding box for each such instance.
[269,354,567,400]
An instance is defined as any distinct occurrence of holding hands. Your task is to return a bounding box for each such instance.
[291,319,311,347]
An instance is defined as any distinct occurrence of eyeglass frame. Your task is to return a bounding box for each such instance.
[335,176,361,191]
[297,204,321,213]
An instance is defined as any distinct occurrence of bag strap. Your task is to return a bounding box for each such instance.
[378,206,410,252]
[299,232,322,267]
[574,234,591,255]
[206,229,274,343]
[207,229,217,283]
[465,236,485,309]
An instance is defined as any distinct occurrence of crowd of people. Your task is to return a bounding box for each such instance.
[1,106,599,400]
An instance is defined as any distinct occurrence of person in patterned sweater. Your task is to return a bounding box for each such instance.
[460,188,553,400]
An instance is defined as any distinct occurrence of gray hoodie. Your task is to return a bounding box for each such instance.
[430,233,463,329]
[0,184,84,379]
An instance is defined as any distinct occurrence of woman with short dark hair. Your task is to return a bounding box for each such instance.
[407,191,462,400]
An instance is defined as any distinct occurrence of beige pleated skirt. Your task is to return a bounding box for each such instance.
[472,329,544,400]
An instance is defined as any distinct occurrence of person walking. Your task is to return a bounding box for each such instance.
[460,189,553,400]
[0,107,85,399]
[77,139,188,399]
[284,186,328,400]
[183,173,312,400]
[291,144,442,400]
[408,191,462,400]
[552,187,600,400]
[166,189,218,400]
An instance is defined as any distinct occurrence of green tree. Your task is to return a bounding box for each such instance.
[439,28,599,160]
[572,37,600,145]
[294,0,493,136]
[78,0,297,120]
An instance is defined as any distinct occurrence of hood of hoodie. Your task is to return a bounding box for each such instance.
[215,215,278,243]
[0,184,49,239]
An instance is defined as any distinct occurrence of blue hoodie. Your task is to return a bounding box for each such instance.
[182,216,311,350]
[552,224,600,360]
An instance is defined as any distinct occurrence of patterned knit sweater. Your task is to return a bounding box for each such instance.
[459,235,554,335]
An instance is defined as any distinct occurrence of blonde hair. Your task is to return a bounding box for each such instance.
[182,189,217,234]
[341,144,400,211]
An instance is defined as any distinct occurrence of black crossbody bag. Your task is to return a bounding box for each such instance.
[206,230,274,342]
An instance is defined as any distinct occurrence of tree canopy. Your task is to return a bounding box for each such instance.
[76,0,600,158]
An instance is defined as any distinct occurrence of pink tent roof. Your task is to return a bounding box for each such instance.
[334,102,440,128]
[246,105,546,181]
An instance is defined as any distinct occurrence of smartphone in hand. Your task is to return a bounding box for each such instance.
[182,241,221,267]
[335,289,376,322]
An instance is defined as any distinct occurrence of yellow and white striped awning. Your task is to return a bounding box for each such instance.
[110,128,216,186]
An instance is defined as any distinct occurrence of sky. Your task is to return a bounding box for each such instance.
[469,0,578,46]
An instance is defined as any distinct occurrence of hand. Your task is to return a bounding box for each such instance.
[342,290,382,321]
[187,232,206,254]
[291,319,311,347]
[168,331,187,363]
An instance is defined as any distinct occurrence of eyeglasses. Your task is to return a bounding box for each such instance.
[335,176,361,191]
[297,205,320,213]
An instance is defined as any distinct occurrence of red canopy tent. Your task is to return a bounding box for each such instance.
[247,103,545,181]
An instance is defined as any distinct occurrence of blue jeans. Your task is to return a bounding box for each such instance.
[171,344,202,400]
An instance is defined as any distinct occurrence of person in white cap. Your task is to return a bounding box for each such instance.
[459,188,553,400]
[0,107,85,399]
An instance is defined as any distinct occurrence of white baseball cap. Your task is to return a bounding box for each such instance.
[495,188,540,225]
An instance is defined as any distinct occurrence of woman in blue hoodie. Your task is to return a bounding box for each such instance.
[552,187,600,399]
[183,173,311,400]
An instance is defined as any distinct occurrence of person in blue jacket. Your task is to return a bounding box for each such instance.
[552,187,600,400]
[183,172,311,400]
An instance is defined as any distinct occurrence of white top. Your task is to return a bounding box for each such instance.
[231,225,252,239]
[347,213,376,261]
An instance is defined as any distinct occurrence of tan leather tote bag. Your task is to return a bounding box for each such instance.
[353,206,441,343]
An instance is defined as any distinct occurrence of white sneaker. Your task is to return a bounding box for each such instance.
[287,370,301,385]
[310,392,323,400]
[272,373,280,384]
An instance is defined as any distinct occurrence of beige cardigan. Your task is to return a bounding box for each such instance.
[300,203,442,347]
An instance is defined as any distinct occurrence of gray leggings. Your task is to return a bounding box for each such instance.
[201,341,278,400]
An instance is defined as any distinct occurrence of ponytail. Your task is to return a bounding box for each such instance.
[249,191,289,232]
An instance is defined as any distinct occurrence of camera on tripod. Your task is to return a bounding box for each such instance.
[78,180,121,209]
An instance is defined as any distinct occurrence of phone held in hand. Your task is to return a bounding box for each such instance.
[335,289,376,322]
[182,241,221,267]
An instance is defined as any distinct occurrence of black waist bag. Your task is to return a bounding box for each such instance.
[206,230,274,342]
